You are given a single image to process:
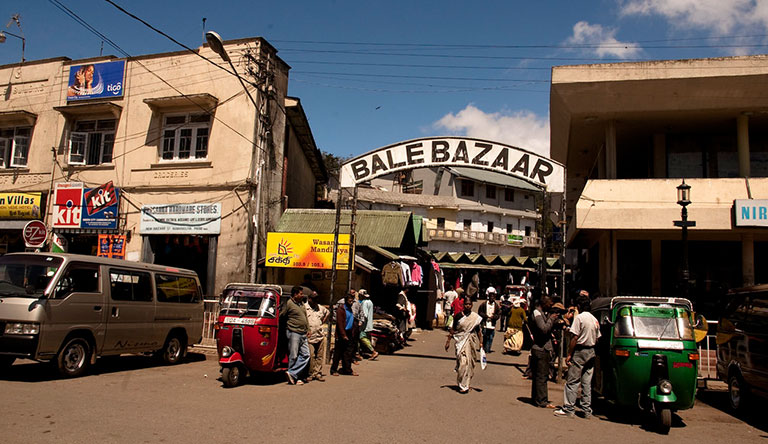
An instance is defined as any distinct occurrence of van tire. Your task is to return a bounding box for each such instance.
[728,371,749,412]
[159,334,186,365]
[56,337,91,378]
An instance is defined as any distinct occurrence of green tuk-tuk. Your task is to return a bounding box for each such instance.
[591,297,705,434]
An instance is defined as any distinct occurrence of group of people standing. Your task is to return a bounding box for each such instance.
[283,286,380,385]
[443,284,601,419]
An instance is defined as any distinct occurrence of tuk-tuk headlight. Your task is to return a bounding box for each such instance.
[4,322,40,335]
[221,346,232,358]
[658,379,673,395]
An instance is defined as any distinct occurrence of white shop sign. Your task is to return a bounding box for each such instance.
[139,203,221,235]
[734,199,768,227]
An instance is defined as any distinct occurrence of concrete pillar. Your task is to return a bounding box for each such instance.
[653,133,666,178]
[743,234,755,287]
[599,231,617,297]
[737,114,751,177]
[610,232,618,297]
[605,120,617,179]
[651,239,662,296]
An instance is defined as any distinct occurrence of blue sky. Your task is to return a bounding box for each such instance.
[3,1,768,158]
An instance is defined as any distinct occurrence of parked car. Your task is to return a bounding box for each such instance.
[716,284,768,411]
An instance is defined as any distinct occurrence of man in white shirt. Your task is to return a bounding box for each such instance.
[478,290,500,353]
[554,293,601,419]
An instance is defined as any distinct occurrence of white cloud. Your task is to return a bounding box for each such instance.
[433,105,550,157]
[565,21,642,59]
[620,0,768,34]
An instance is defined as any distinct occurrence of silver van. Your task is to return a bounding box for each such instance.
[0,252,203,377]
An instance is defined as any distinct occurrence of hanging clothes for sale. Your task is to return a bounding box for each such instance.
[400,262,411,285]
[382,261,405,286]
[410,262,423,286]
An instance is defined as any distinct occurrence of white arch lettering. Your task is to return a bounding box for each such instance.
[340,137,564,193]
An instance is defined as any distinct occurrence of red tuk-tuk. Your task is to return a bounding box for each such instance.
[215,283,293,387]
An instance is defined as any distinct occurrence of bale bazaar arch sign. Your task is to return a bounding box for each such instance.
[340,137,565,193]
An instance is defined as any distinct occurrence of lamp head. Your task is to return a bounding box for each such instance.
[677,179,691,207]
[0,32,5,43]
[205,31,229,62]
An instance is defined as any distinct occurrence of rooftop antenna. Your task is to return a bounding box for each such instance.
[100,40,104,56]
[202,17,207,45]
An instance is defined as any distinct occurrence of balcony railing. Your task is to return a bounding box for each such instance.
[427,228,541,248]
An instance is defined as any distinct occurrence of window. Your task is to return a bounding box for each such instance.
[525,226,532,236]
[437,217,445,229]
[504,189,514,202]
[460,179,474,197]
[486,185,496,199]
[0,127,31,168]
[69,119,115,166]
[463,219,472,231]
[156,274,201,303]
[110,269,153,302]
[487,222,494,232]
[55,262,99,299]
[506,224,513,233]
[161,113,210,161]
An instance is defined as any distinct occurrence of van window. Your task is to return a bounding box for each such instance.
[55,262,100,299]
[109,269,153,302]
[155,274,200,303]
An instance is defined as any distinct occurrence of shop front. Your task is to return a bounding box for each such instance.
[139,203,220,297]
[0,191,44,254]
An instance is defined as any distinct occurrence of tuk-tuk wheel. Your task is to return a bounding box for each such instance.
[657,407,671,435]
[222,365,242,388]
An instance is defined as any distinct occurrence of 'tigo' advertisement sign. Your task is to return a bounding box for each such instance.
[66,60,125,101]
[52,182,120,230]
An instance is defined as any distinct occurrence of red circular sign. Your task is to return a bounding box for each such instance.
[23,220,47,248]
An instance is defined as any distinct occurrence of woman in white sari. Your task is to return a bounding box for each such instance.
[445,298,483,393]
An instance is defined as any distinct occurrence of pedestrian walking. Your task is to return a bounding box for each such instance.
[445,298,483,394]
[554,294,601,419]
[503,298,528,354]
[530,296,559,407]
[358,289,379,360]
[330,291,358,376]
[478,291,500,353]
[284,286,310,385]
[305,291,330,382]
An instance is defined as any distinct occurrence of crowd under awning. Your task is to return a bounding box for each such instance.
[432,251,569,274]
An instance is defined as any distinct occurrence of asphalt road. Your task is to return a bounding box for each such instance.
[0,329,765,444]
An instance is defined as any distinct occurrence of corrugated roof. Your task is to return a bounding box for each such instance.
[448,167,543,192]
[275,209,411,248]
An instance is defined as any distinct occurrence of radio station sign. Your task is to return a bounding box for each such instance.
[67,60,125,101]
[340,137,565,192]
[266,232,351,270]
[52,182,120,230]
[139,203,221,235]
[0,192,42,219]
[734,199,768,227]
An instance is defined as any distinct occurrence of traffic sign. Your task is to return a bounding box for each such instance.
[23,220,47,248]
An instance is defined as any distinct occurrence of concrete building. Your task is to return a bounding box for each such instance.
[0,37,326,296]
[550,55,768,309]
[358,166,542,256]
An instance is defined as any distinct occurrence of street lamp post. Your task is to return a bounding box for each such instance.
[674,180,696,299]
[205,31,263,283]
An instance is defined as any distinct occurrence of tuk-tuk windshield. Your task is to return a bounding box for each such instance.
[0,254,62,298]
[220,289,278,318]
[614,306,694,341]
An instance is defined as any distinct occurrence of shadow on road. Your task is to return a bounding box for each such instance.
[0,352,207,382]
[696,389,768,433]
[388,352,526,371]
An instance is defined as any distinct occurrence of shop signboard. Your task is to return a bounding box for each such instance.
[52,183,83,228]
[139,203,221,235]
[98,234,126,259]
[265,232,351,270]
[52,182,120,230]
[66,60,125,101]
[0,192,42,220]
[23,220,47,248]
[734,199,768,227]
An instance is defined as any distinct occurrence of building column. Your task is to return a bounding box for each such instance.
[651,239,662,296]
[743,234,755,287]
[599,231,617,297]
[653,133,666,178]
[605,120,617,179]
[737,114,751,177]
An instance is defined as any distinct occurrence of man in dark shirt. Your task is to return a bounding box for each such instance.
[330,291,358,376]
[284,286,310,385]
[530,295,559,408]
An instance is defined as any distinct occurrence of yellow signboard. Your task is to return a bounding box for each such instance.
[266,232,351,270]
[0,192,42,219]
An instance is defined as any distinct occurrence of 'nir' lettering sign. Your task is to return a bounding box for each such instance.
[339,137,564,192]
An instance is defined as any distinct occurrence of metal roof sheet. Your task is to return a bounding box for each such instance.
[448,167,543,192]
[275,209,411,248]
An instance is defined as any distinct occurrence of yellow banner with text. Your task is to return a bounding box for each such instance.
[0,192,42,219]
[265,232,351,270]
